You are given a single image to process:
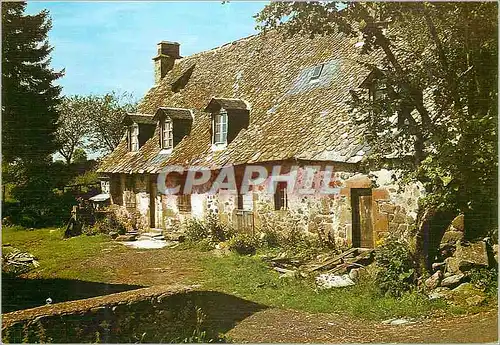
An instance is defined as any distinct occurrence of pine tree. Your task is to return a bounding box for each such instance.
[2,1,64,165]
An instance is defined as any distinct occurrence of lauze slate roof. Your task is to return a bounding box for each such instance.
[98,30,378,174]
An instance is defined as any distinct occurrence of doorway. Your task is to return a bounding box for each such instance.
[149,179,157,228]
[351,188,374,248]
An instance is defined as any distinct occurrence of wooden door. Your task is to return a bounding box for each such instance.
[149,179,157,228]
[351,188,374,248]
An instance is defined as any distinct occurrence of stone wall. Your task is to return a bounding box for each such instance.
[2,285,265,343]
[107,166,423,246]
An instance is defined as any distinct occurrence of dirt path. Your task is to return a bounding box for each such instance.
[227,308,498,343]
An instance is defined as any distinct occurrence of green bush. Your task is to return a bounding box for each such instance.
[87,211,127,236]
[184,215,234,244]
[468,267,498,295]
[184,218,211,242]
[228,233,259,255]
[206,214,234,242]
[374,237,416,297]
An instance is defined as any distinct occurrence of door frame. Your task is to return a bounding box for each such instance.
[351,188,373,248]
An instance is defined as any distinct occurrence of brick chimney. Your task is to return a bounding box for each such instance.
[153,41,180,84]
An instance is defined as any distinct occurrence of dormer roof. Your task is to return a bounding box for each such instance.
[121,113,155,126]
[204,98,250,113]
[153,107,193,121]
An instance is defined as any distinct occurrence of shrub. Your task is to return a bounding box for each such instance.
[228,233,259,255]
[87,211,127,236]
[206,214,234,242]
[468,267,498,295]
[184,218,211,242]
[184,215,234,244]
[374,237,416,297]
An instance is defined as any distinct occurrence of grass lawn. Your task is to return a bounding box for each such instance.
[2,227,495,320]
[198,250,456,320]
[2,226,115,281]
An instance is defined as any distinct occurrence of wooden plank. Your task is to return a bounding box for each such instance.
[308,247,359,272]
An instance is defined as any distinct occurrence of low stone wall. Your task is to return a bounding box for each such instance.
[2,284,266,343]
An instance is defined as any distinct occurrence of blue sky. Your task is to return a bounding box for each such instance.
[26,1,267,99]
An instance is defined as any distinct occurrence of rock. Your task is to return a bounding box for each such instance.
[115,234,137,242]
[432,262,445,272]
[316,273,355,289]
[445,242,489,274]
[445,256,461,275]
[448,214,465,232]
[382,318,415,325]
[493,244,498,265]
[424,270,442,290]
[450,282,486,305]
[440,231,464,246]
[109,231,119,239]
[440,274,464,288]
[452,282,475,294]
[466,295,486,307]
[428,287,451,300]
[348,268,361,281]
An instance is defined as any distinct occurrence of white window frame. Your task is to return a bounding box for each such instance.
[161,119,173,149]
[213,109,228,145]
[129,123,139,152]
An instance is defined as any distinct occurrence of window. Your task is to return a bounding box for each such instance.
[213,110,228,144]
[369,80,387,101]
[310,64,324,81]
[129,124,139,152]
[274,182,288,210]
[161,119,173,149]
[237,193,244,210]
[178,194,191,213]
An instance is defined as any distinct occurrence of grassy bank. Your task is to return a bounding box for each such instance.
[2,227,494,320]
[197,251,452,320]
[2,226,114,281]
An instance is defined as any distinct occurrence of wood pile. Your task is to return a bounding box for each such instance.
[264,247,375,276]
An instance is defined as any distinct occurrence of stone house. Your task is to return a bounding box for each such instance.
[97,31,424,249]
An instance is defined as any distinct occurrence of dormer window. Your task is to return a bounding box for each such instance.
[153,107,193,150]
[310,64,324,82]
[213,109,228,145]
[122,113,156,152]
[129,123,139,152]
[161,119,173,149]
[204,97,250,149]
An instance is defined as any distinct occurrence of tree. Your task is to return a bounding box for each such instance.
[56,92,137,162]
[72,148,88,164]
[56,96,91,164]
[2,1,63,165]
[86,91,138,155]
[256,2,497,263]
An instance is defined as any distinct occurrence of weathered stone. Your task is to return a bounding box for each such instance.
[445,242,488,274]
[393,213,407,224]
[109,231,119,239]
[456,241,489,269]
[380,203,396,214]
[440,274,464,288]
[466,295,486,307]
[440,231,464,245]
[445,257,461,274]
[348,268,360,281]
[428,287,451,300]
[448,214,465,232]
[432,262,446,272]
[424,270,442,290]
